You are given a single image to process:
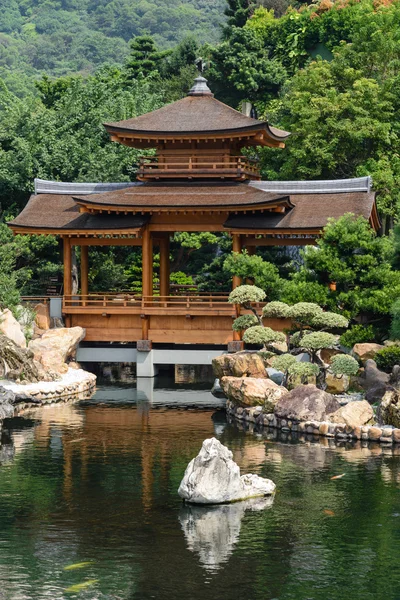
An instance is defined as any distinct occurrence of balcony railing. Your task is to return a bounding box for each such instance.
[137,156,260,181]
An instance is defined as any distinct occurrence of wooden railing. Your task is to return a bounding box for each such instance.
[63,293,232,310]
[137,156,260,180]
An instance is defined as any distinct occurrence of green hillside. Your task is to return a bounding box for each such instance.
[0,0,226,94]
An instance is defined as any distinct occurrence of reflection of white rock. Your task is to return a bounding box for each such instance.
[178,437,275,504]
[179,496,274,572]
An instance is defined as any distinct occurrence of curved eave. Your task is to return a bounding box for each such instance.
[72,198,294,212]
[104,122,290,145]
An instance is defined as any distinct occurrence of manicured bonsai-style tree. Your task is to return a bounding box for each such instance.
[329,354,359,377]
[242,325,286,351]
[229,285,356,390]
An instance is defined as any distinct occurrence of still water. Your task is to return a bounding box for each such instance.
[1,382,400,600]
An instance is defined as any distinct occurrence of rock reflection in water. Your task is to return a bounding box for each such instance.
[179,496,274,572]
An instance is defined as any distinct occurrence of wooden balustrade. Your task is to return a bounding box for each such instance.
[137,156,260,181]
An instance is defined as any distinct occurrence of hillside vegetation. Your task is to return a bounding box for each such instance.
[0,0,226,93]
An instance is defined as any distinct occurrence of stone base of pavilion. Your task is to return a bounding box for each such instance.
[0,368,96,407]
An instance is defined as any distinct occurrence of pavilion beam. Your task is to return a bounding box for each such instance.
[159,235,170,299]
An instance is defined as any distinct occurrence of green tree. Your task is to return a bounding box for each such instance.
[125,36,170,80]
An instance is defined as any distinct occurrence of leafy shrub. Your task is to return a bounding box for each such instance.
[339,324,376,348]
[262,301,290,318]
[287,361,320,383]
[311,312,349,330]
[375,346,400,373]
[288,302,323,323]
[300,332,337,352]
[228,285,266,305]
[330,354,359,376]
[271,353,297,372]
[232,314,259,331]
[243,325,285,346]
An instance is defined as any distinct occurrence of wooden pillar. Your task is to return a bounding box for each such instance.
[142,226,151,298]
[80,246,89,298]
[231,234,242,342]
[63,237,72,327]
[142,227,152,340]
[232,233,242,290]
[63,237,72,297]
[159,235,170,299]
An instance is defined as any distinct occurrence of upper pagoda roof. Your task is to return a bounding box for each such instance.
[104,77,290,146]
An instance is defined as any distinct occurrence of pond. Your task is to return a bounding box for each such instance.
[1,381,400,600]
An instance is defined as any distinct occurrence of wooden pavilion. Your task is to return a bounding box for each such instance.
[9,76,379,349]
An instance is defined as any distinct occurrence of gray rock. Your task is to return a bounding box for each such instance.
[178,437,275,504]
[211,378,226,399]
[0,386,16,405]
[274,384,340,422]
[266,368,285,386]
[362,359,391,403]
[0,386,15,420]
[295,352,311,363]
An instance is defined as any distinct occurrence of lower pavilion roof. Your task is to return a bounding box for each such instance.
[8,177,379,234]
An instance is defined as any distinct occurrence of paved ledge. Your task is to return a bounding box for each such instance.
[0,368,96,404]
[226,400,400,444]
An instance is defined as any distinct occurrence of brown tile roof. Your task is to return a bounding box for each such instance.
[224,192,376,230]
[73,182,289,209]
[104,95,290,139]
[8,189,377,233]
[8,195,150,231]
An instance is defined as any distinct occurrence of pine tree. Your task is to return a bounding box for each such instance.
[125,36,169,80]
[223,0,257,37]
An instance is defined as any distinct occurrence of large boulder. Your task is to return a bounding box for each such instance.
[325,372,350,394]
[330,400,374,428]
[353,343,384,363]
[361,359,391,403]
[221,376,287,411]
[274,384,340,422]
[0,309,26,348]
[0,386,15,420]
[29,327,85,374]
[0,335,41,383]
[178,437,275,504]
[212,352,267,379]
[378,389,400,427]
[34,303,50,330]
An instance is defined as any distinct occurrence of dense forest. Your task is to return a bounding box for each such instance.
[0,0,227,94]
[2,0,400,341]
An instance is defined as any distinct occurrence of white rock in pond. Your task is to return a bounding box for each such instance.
[178,437,275,504]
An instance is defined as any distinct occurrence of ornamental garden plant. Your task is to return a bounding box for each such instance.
[228,285,360,389]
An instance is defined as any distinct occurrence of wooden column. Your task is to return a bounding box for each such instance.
[159,235,170,299]
[142,227,152,340]
[80,245,89,305]
[142,226,151,297]
[231,234,242,343]
[232,233,242,290]
[63,237,72,297]
[63,237,72,327]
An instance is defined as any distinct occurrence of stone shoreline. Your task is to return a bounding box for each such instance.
[226,400,400,445]
[0,368,96,408]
